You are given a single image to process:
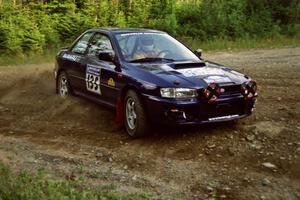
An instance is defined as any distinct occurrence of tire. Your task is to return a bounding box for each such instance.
[57,71,71,98]
[124,90,149,138]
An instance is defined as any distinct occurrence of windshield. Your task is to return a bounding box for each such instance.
[115,32,200,62]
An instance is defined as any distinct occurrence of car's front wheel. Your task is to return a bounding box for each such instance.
[124,90,149,138]
[58,71,70,98]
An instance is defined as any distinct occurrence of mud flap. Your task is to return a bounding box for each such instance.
[115,98,124,124]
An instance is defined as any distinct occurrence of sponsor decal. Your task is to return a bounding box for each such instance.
[203,75,232,84]
[62,53,79,62]
[86,65,101,95]
[177,67,232,83]
[119,32,164,37]
[107,78,116,87]
[177,67,224,77]
[208,114,239,121]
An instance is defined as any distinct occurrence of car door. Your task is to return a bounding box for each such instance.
[84,33,120,105]
[61,31,94,92]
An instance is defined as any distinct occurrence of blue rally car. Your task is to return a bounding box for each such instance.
[54,28,258,137]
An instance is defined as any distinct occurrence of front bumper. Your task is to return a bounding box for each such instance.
[142,94,255,125]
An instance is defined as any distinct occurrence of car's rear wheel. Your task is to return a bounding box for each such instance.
[124,90,149,138]
[58,71,70,98]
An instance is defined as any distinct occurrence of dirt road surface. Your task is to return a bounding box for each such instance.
[0,47,299,199]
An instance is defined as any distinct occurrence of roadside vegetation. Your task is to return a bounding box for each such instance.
[0,163,152,200]
[0,0,299,57]
[0,36,299,66]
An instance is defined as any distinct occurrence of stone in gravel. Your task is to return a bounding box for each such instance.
[220,194,227,198]
[95,152,103,158]
[262,162,277,169]
[132,175,137,181]
[223,186,231,191]
[227,134,234,139]
[277,97,282,101]
[207,143,216,148]
[246,134,255,141]
[206,186,214,192]
[262,178,271,186]
[243,177,250,183]
[123,165,128,170]
[260,195,266,200]
[250,143,262,150]
[108,157,113,162]
[278,106,287,111]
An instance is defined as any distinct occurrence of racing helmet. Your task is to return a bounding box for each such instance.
[140,35,154,52]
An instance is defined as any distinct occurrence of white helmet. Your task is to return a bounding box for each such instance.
[140,35,154,52]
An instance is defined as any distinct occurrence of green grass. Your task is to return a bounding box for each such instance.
[0,163,153,200]
[0,35,299,66]
[182,35,300,51]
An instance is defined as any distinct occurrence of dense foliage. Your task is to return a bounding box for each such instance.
[0,0,299,54]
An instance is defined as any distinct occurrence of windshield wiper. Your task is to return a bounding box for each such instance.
[129,57,175,63]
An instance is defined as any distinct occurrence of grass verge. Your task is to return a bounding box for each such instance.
[0,163,152,200]
[0,48,59,66]
[182,35,300,51]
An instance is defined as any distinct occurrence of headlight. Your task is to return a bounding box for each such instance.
[160,88,197,98]
[241,80,258,99]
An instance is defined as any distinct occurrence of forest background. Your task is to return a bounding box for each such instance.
[0,0,299,57]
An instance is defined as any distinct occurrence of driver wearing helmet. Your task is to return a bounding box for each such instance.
[133,35,165,59]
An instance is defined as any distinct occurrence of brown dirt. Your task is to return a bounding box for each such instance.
[0,47,300,199]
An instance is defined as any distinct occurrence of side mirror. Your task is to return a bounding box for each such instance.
[194,49,202,58]
[98,51,115,62]
[61,46,70,50]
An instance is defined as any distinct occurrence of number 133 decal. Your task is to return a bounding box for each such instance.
[86,65,101,95]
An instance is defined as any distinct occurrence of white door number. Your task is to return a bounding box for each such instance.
[86,65,101,95]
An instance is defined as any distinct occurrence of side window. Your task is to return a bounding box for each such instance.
[87,34,113,57]
[71,32,94,54]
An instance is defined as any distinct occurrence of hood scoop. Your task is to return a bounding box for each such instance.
[173,62,206,69]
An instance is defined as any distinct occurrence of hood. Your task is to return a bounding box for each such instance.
[127,61,249,88]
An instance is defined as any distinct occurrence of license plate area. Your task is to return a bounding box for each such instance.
[199,100,245,119]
